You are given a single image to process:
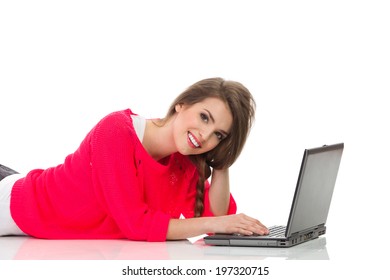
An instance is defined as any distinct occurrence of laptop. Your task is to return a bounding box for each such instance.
[204,143,344,247]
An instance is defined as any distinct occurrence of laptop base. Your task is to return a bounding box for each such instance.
[204,226,326,248]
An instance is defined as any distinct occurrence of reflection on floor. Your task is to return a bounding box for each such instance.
[0,236,329,260]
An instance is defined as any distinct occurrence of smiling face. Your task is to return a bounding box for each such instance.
[172,97,233,156]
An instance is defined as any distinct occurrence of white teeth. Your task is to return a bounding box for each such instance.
[188,133,200,148]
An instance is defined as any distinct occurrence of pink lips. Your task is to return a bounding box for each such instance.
[188,132,201,148]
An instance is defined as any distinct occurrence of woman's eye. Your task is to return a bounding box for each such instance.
[200,113,209,123]
[215,132,224,141]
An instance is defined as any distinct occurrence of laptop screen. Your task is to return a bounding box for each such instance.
[286,143,344,237]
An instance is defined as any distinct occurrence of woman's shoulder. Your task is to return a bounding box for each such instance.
[95,109,138,128]
[101,108,135,121]
[91,109,139,143]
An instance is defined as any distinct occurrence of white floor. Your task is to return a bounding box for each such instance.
[0,236,329,260]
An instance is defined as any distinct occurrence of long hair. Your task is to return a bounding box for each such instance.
[163,77,256,217]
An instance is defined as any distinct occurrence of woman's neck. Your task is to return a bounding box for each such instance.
[142,118,177,161]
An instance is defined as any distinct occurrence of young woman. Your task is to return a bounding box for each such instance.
[0,77,269,241]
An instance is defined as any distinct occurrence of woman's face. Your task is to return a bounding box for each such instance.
[173,97,233,156]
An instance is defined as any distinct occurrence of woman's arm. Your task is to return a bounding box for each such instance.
[208,168,231,216]
[166,213,269,240]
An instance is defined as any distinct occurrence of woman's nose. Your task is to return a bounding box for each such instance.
[200,128,213,142]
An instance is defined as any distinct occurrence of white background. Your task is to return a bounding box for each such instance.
[1,0,389,278]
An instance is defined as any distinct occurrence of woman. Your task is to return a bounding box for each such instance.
[0,77,269,241]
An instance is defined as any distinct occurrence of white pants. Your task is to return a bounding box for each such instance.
[0,174,26,236]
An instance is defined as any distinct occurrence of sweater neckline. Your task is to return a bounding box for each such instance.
[128,112,173,170]
[128,109,195,174]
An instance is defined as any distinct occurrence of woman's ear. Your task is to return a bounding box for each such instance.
[175,103,184,112]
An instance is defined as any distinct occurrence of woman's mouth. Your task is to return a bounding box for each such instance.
[188,132,201,148]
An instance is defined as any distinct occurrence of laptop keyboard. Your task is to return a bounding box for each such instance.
[265,225,286,237]
[232,225,286,237]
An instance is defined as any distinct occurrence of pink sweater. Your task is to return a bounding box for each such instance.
[11,109,236,241]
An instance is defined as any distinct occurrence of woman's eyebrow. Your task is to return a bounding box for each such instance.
[204,109,215,123]
[205,109,229,136]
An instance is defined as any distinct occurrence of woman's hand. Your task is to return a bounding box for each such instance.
[209,213,269,236]
[167,213,269,240]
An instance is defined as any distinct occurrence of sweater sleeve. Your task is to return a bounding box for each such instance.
[90,110,171,241]
[202,180,237,217]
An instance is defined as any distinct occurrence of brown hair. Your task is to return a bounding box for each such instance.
[164,77,256,217]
